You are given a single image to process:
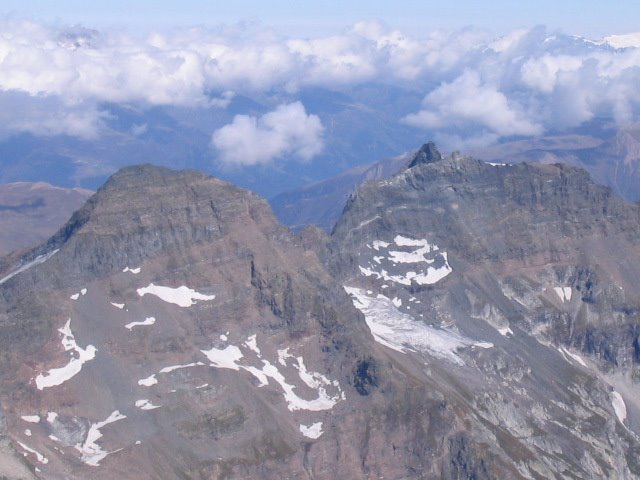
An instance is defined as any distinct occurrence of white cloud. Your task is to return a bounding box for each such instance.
[520,54,584,92]
[403,70,543,137]
[211,102,324,166]
[603,33,640,49]
[1,19,640,146]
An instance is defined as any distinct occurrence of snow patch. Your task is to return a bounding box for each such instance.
[135,399,161,411]
[47,412,58,423]
[553,287,572,303]
[17,441,48,464]
[35,320,97,390]
[498,326,514,336]
[345,287,492,364]
[611,391,627,424]
[202,336,343,412]
[388,236,437,264]
[138,374,158,387]
[159,362,204,373]
[122,266,141,274]
[125,317,156,330]
[137,283,215,307]
[110,302,125,309]
[21,415,40,423]
[244,334,261,356]
[24,429,32,436]
[0,249,59,285]
[558,347,587,367]
[300,422,323,439]
[70,288,87,300]
[278,348,293,366]
[358,252,453,286]
[372,240,390,251]
[201,345,244,371]
[76,410,126,466]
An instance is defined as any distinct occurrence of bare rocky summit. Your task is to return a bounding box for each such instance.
[1,151,640,479]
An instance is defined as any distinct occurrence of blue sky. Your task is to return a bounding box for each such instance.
[2,0,640,38]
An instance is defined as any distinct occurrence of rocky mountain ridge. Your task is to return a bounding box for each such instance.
[272,125,640,234]
[2,148,640,478]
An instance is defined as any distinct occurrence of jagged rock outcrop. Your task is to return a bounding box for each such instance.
[407,141,442,168]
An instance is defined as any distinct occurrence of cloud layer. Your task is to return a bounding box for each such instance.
[1,19,640,151]
[211,102,324,166]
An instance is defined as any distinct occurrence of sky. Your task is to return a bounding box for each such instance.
[1,1,640,170]
[3,0,640,38]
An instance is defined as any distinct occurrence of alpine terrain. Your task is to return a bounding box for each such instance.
[1,144,640,479]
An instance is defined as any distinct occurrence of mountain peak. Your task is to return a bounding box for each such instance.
[11,165,280,287]
[407,141,442,168]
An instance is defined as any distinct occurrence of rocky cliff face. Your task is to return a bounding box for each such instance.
[328,150,640,478]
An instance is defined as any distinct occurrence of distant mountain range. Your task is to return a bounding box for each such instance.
[0,85,425,199]
[0,182,91,256]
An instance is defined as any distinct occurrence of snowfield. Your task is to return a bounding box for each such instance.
[359,235,452,286]
[345,287,492,365]
[75,410,126,466]
[137,283,215,307]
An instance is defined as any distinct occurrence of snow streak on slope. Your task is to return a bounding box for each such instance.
[345,287,492,365]
[159,362,205,373]
[35,319,97,390]
[612,391,627,424]
[0,249,59,285]
[135,399,161,410]
[137,284,215,307]
[201,335,343,412]
[17,441,48,464]
[125,317,156,330]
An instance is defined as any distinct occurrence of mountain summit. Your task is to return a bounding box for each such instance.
[407,141,442,168]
